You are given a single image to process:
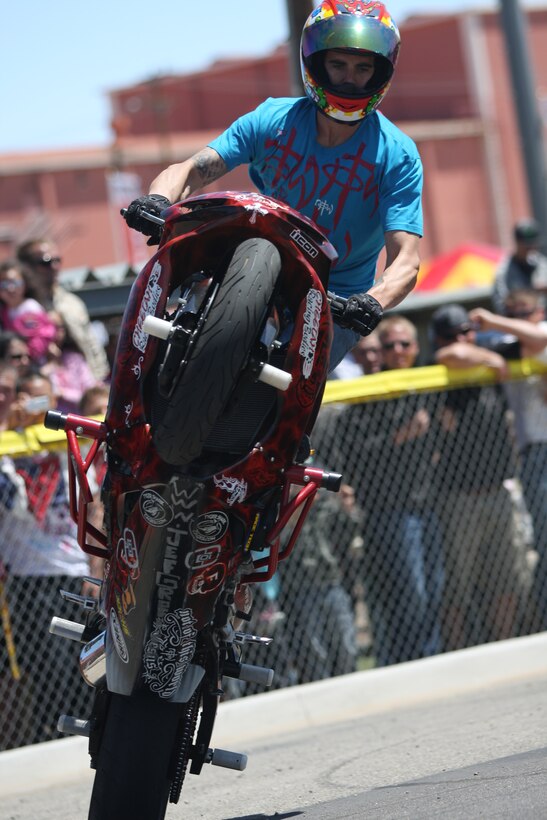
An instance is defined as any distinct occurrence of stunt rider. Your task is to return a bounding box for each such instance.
[124,0,423,370]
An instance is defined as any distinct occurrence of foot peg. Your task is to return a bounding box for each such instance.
[206,748,247,771]
[59,588,99,612]
[49,617,86,642]
[223,660,274,687]
[234,632,273,646]
[83,576,103,589]
[257,362,292,391]
[57,715,90,737]
[142,315,190,344]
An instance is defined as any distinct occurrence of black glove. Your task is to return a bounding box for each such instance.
[122,194,171,243]
[339,292,384,336]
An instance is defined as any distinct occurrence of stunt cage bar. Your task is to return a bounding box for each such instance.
[44,411,342,582]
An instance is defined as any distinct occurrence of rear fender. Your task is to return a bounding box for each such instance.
[103,474,244,699]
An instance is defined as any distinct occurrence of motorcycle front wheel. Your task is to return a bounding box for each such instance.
[88,691,190,820]
[153,236,281,466]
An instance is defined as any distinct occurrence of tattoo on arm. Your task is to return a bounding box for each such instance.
[193,149,228,186]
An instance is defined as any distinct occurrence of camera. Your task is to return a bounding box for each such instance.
[24,395,51,414]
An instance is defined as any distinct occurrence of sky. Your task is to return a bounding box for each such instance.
[2,0,540,154]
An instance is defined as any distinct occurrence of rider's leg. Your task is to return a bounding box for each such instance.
[328,325,360,373]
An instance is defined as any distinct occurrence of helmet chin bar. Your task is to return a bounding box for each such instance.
[317,108,362,127]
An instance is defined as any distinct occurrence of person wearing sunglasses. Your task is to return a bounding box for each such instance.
[431,303,512,379]
[351,329,384,376]
[16,238,109,382]
[0,260,58,366]
[335,314,445,666]
[430,302,525,649]
[378,315,420,371]
[0,331,32,375]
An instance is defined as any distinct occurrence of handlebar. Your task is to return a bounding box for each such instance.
[120,207,165,227]
[328,291,362,334]
[326,291,347,322]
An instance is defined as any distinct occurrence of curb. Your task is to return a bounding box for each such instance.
[214,631,547,744]
[1,632,546,798]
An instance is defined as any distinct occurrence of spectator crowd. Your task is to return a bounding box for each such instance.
[0,219,546,749]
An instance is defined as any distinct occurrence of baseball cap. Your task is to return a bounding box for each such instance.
[514,218,541,243]
[431,304,471,339]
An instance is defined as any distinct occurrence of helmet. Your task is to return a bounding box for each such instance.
[300,1,400,124]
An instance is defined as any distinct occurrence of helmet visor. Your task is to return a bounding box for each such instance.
[302,14,400,65]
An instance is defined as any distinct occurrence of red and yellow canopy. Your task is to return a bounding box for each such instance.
[416,243,504,292]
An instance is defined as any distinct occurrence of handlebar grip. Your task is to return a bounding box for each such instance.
[327,291,347,318]
[321,472,343,492]
[120,207,165,226]
[44,410,68,431]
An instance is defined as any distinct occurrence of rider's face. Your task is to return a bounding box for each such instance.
[324,50,376,93]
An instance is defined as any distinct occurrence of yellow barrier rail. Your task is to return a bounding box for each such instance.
[1,358,546,457]
[0,416,104,458]
[323,358,547,405]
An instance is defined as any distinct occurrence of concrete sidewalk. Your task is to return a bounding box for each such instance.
[1,632,546,798]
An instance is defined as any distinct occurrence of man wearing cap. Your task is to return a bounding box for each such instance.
[431,304,511,376]
[492,219,547,315]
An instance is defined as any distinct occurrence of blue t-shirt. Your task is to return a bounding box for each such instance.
[209,97,423,297]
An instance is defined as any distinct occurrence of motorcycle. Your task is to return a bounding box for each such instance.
[45,191,354,820]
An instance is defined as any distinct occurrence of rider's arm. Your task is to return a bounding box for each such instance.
[367,230,421,310]
[149,147,229,202]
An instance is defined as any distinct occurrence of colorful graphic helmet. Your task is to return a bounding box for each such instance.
[300,1,401,123]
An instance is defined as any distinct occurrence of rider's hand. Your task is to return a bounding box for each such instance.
[123,194,171,242]
[340,292,384,336]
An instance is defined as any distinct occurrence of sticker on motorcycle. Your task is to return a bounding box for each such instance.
[143,608,197,699]
[233,192,283,212]
[110,608,129,664]
[190,511,229,544]
[185,545,222,571]
[133,261,162,353]
[118,528,139,577]
[115,578,136,618]
[140,489,174,527]
[187,563,226,595]
[213,475,247,506]
[299,288,323,378]
[290,228,318,259]
[155,481,202,618]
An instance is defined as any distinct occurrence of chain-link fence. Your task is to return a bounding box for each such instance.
[1,360,545,748]
[0,446,95,751]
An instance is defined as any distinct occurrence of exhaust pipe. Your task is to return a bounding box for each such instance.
[80,630,106,687]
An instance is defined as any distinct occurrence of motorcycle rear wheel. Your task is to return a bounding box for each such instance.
[153,237,281,466]
[88,691,184,820]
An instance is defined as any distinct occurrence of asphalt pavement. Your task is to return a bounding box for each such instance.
[1,632,546,819]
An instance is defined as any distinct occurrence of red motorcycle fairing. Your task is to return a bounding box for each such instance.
[62,192,340,700]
